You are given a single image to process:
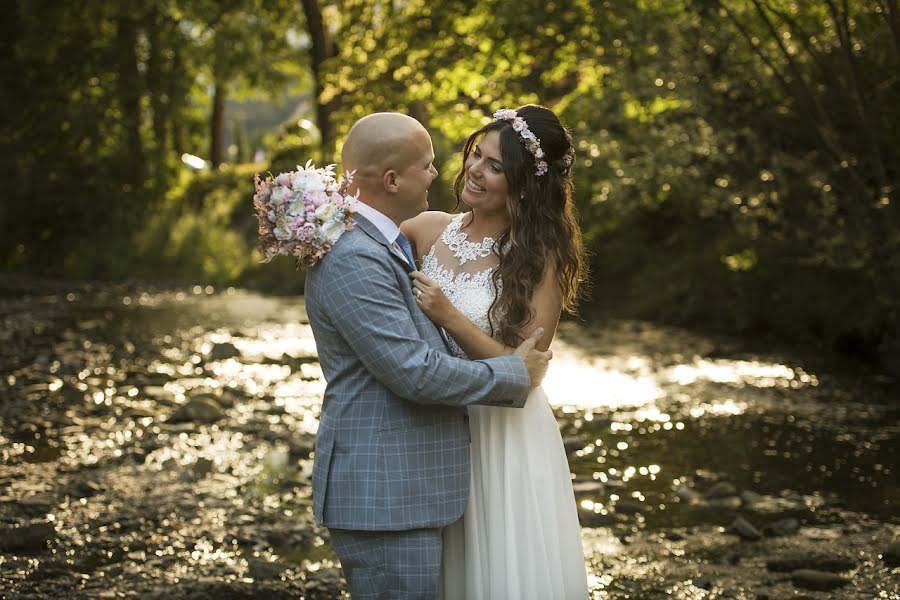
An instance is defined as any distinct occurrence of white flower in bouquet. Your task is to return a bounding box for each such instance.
[253,161,358,266]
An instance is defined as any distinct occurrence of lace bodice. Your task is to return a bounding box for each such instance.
[421,213,501,359]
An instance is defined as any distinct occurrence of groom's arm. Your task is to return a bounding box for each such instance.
[315,243,530,408]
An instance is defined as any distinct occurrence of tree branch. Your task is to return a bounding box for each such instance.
[824,0,890,198]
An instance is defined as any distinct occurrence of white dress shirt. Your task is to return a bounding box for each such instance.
[354,201,401,244]
[354,201,413,267]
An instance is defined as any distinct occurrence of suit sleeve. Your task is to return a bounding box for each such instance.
[315,243,530,408]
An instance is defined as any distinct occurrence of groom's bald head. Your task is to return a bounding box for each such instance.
[342,113,429,180]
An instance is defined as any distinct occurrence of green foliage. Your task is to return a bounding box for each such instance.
[134,165,261,283]
[3,0,899,364]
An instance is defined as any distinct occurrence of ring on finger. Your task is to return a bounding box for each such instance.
[415,289,422,299]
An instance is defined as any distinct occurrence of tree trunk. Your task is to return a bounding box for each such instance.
[146,9,168,183]
[116,13,144,183]
[210,81,226,168]
[883,0,900,65]
[169,46,187,156]
[300,0,335,161]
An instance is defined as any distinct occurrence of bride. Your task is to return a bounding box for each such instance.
[401,105,590,599]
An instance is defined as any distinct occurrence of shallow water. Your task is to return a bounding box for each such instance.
[1,280,897,598]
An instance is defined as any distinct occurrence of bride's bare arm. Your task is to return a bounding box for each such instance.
[410,261,563,359]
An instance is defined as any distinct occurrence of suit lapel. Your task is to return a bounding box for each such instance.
[353,215,415,272]
[352,215,451,351]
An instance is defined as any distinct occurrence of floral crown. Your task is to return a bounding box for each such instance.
[493,108,549,176]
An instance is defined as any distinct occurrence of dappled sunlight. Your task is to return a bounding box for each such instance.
[543,341,665,410]
[665,357,818,388]
[219,323,319,361]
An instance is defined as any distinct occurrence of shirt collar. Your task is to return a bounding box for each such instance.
[354,200,401,244]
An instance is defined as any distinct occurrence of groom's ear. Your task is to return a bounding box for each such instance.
[382,169,399,194]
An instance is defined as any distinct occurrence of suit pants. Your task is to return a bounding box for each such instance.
[329,526,443,599]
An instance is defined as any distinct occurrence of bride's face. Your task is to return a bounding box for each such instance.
[461,130,509,214]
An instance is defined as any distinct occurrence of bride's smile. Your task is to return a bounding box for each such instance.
[465,179,486,193]
[461,130,510,214]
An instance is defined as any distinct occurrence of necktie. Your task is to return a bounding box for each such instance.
[395,232,416,268]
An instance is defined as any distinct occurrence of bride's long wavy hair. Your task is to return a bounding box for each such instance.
[452,104,588,346]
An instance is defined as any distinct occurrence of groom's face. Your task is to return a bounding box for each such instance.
[393,129,438,221]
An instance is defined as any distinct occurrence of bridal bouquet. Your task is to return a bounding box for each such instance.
[253,161,359,267]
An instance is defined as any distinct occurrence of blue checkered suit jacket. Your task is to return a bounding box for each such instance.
[305,215,530,531]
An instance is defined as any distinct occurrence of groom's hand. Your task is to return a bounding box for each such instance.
[514,327,552,386]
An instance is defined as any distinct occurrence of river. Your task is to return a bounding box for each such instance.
[1,280,897,599]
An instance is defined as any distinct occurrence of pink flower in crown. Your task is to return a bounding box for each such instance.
[492,107,551,177]
[276,173,291,188]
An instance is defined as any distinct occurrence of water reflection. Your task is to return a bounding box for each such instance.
[543,346,665,409]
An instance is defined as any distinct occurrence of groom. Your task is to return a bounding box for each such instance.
[304,112,550,598]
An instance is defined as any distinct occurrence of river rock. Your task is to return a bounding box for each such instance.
[676,484,703,505]
[763,517,800,537]
[73,480,104,498]
[577,509,618,527]
[168,397,223,423]
[883,540,900,566]
[766,557,855,573]
[210,342,241,361]
[790,569,849,591]
[562,436,582,453]
[247,557,289,581]
[572,480,606,495]
[614,500,643,515]
[727,516,762,541]
[740,490,763,507]
[17,494,54,516]
[192,457,215,478]
[708,496,742,509]
[0,521,56,552]
[706,481,739,499]
[692,577,712,590]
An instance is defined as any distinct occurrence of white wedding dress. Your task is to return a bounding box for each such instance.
[423,213,589,600]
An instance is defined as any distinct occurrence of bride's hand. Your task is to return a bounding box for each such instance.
[409,271,458,327]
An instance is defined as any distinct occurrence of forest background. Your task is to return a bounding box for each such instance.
[2,0,897,370]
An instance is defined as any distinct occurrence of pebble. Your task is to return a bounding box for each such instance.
[676,484,703,505]
[765,556,855,573]
[0,520,56,552]
[73,480,104,498]
[727,516,762,541]
[168,397,224,423]
[209,342,241,361]
[883,540,900,566]
[707,496,742,509]
[571,480,606,495]
[706,481,739,499]
[246,558,290,581]
[192,457,215,477]
[790,569,850,591]
[562,435,583,453]
[692,577,712,590]
[763,517,800,537]
[613,500,643,515]
[740,490,763,507]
